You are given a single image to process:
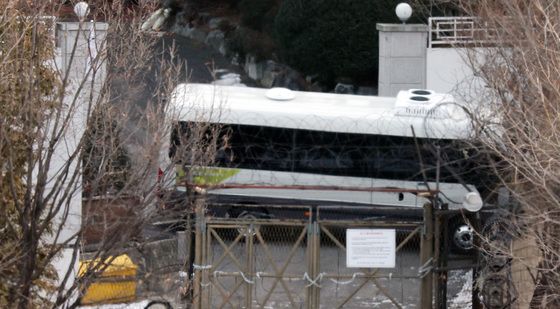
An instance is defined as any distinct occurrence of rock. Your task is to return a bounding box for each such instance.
[208,17,225,30]
[270,64,307,91]
[244,55,265,81]
[170,23,206,41]
[308,82,324,92]
[198,12,212,25]
[334,83,355,94]
[231,54,240,66]
[141,8,162,31]
[152,8,172,31]
[261,61,281,88]
[141,8,171,32]
[212,72,243,86]
[356,86,377,96]
[189,27,207,43]
[205,30,226,55]
[256,60,307,90]
[213,68,229,77]
[170,23,194,37]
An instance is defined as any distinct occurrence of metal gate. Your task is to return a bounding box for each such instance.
[190,202,432,308]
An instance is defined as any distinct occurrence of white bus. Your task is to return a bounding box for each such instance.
[162,83,493,251]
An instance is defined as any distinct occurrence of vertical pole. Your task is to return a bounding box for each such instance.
[245,224,254,309]
[186,212,195,301]
[305,221,313,308]
[439,206,449,309]
[192,199,204,309]
[433,210,442,308]
[434,210,449,308]
[185,214,193,267]
[201,213,210,309]
[471,214,483,309]
[313,221,321,308]
[432,145,445,309]
[177,229,189,302]
[420,202,434,309]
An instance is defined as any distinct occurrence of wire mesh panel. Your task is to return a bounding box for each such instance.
[198,204,312,308]
[316,206,424,309]
[192,203,429,308]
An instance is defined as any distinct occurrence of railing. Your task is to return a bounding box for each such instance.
[428,16,497,47]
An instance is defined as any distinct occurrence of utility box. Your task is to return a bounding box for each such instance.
[79,254,138,305]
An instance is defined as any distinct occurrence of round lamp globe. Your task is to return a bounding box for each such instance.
[395,3,413,24]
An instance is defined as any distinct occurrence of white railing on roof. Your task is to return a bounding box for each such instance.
[428,16,496,47]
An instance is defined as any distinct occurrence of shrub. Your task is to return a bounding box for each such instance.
[274,0,410,86]
[226,26,277,60]
[238,0,277,31]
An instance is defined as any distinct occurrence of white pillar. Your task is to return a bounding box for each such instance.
[49,20,108,301]
[377,23,428,96]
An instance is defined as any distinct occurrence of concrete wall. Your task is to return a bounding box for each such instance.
[377,24,428,96]
[377,22,490,102]
[426,47,487,101]
[82,196,141,246]
[56,22,108,87]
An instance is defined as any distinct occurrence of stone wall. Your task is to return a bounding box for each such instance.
[82,195,141,246]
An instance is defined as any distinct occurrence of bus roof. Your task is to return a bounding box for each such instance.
[169,83,472,139]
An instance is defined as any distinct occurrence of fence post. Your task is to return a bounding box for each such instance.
[433,208,441,308]
[439,206,450,309]
[313,221,321,308]
[192,198,205,309]
[245,223,254,309]
[471,214,483,309]
[305,221,314,308]
[433,208,449,308]
[420,202,434,308]
[202,205,210,309]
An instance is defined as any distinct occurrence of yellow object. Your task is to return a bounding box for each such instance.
[177,165,240,186]
[79,254,138,305]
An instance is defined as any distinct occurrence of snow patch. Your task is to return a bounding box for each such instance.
[449,270,472,309]
[79,299,150,309]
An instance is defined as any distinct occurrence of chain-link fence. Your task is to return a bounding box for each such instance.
[78,198,485,309]
[189,202,431,309]
[315,206,424,308]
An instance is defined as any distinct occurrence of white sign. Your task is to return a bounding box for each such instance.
[346,229,396,268]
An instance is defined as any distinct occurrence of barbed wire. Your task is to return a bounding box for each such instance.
[418,257,434,279]
[204,270,412,287]
[192,264,212,270]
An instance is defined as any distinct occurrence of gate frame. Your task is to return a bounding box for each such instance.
[190,199,437,308]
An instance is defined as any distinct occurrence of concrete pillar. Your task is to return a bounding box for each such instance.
[56,21,108,85]
[48,21,108,303]
[377,23,428,96]
[49,21,108,246]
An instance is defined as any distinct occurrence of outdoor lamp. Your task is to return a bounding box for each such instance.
[74,2,89,20]
[395,3,412,24]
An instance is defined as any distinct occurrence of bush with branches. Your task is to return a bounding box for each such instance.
[435,0,560,307]
[0,1,222,308]
[274,0,411,86]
